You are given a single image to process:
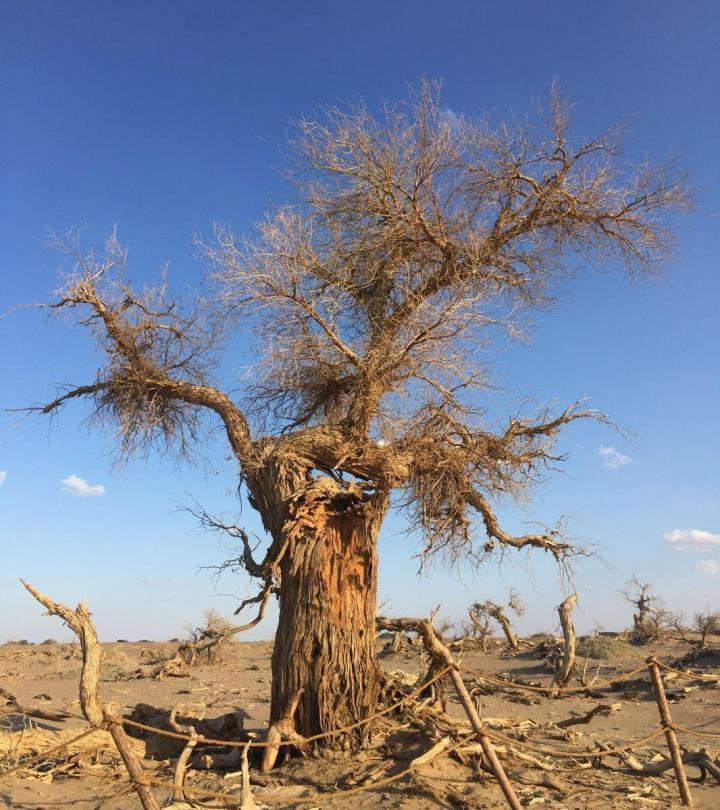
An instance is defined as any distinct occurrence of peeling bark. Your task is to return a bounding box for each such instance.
[554,593,578,689]
[259,475,387,756]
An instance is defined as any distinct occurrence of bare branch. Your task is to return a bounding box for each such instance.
[25,83,689,580]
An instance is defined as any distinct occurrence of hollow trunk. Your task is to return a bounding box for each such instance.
[267,476,387,751]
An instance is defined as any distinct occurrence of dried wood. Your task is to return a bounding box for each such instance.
[169,705,200,802]
[261,687,306,772]
[553,593,578,689]
[622,750,720,783]
[22,582,159,810]
[21,580,103,726]
[378,615,522,810]
[647,657,693,806]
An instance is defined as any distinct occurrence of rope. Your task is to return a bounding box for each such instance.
[3,657,717,806]
[113,725,673,804]
[60,737,480,805]
[657,662,720,682]
[459,663,650,694]
[121,665,453,749]
[480,727,667,759]
[674,725,720,740]
[279,733,477,800]
[135,732,480,804]
[0,728,97,780]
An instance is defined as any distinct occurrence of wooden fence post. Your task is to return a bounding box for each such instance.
[447,667,523,810]
[646,657,693,807]
[105,705,161,810]
[378,616,522,810]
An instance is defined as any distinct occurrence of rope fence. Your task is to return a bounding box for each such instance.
[121,664,453,749]
[658,661,720,682]
[2,655,718,808]
[458,661,651,694]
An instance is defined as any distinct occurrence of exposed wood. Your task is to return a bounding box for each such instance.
[240,743,264,810]
[378,615,522,810]
[21,581,159,810]
[1,685,72,723]
[197,749,243,770]
[470,595,523,650]
[476,755,567,794]
[261,688,306,772]
[409,736,453,767]
[622,750,720,783]
[169,706,200,802]
[105,704,161,810]
[467,609,492,652]
[267,478,387,753]
[647,657,693,807]
[21,580,103,726]
[554,593,578,689]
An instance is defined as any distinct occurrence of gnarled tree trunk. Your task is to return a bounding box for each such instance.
[251,471,387,767]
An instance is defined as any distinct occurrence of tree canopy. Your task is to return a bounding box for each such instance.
[35,83,688,569]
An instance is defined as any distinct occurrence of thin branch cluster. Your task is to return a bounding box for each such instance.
[32,82,690,568]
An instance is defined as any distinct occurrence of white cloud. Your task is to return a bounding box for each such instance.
[61,474,105,497]
[695,559,719,575]
[0,471,6,486]
[599,445,632,469]
[440,108,462,128]
[664,528,720,552]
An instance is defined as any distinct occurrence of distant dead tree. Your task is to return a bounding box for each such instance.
[22,82,688,759]
[184,608,236,663]
[694,611,720,648]
[622,577,663,639]
[669,610,720,650]
[471,591,525,650]
[466,609,493,652]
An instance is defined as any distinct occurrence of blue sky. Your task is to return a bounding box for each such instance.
[1,1,718,642]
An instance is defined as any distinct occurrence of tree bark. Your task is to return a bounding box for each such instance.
[491,607,519,650]
[260,475,387,765]
[554,593,578,689]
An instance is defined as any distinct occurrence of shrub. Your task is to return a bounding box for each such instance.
[576,637,636,660]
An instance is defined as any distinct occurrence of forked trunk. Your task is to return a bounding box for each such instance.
[265,477,387,761]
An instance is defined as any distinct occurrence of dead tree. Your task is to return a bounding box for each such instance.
[669,610,720,649]
[554,593,578,688]
[693,610,720,648]
[467,610,493,652]
[622,577,664,639]
[21,581,160,810]
[21,82,688,756]
[470,591,525,650]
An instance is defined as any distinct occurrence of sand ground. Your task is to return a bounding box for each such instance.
[1,636,718,809]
